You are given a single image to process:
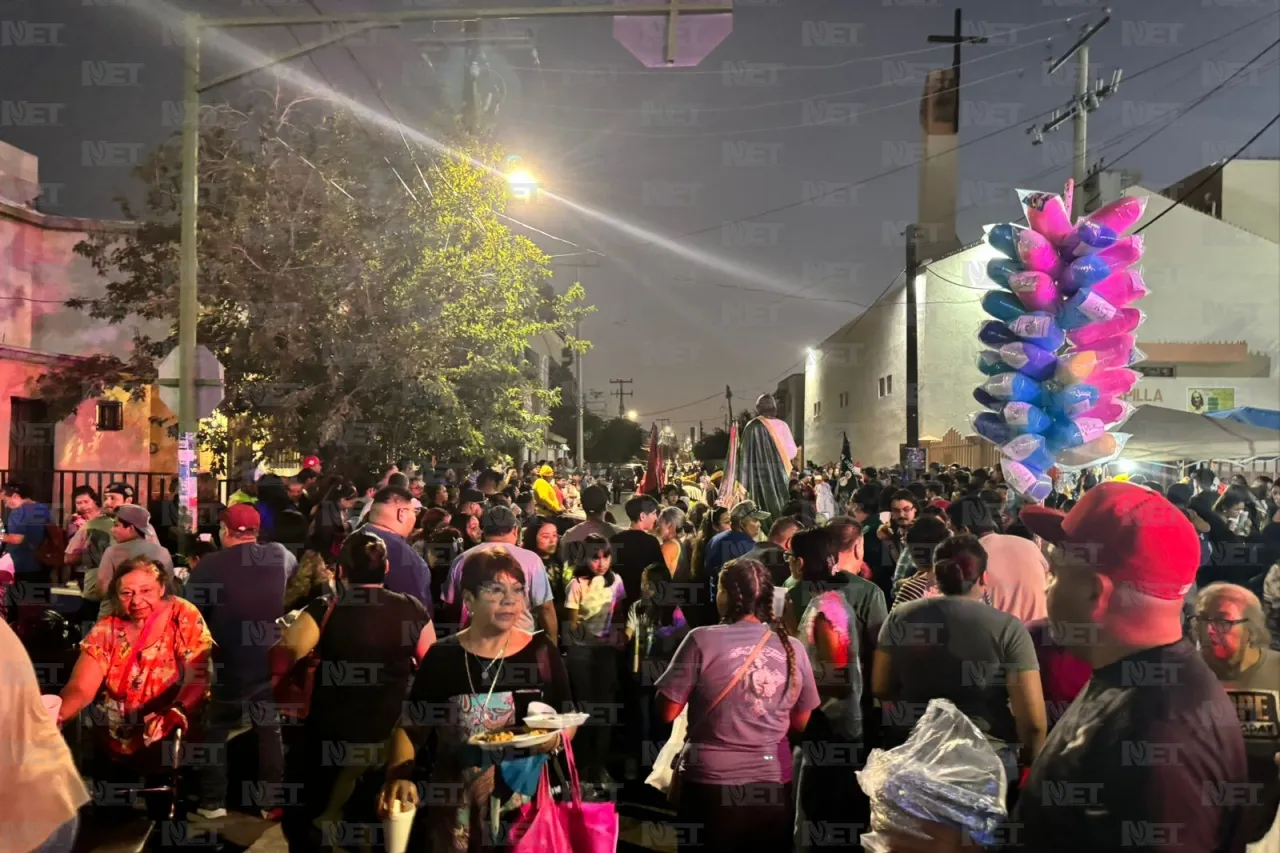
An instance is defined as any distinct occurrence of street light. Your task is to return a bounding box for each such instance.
[626,410,638,421]
[505,165,539,202]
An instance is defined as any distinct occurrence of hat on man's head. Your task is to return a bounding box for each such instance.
[730,500,770,522]
[481,504,519,535]
[538,465,555,477]
[1021,481,1199,601]
[105,482,135,500]
[302,455,321,470]
[220,503,261,533]
[115,504,150,531]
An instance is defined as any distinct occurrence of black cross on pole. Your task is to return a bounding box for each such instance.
[927,8,988,131]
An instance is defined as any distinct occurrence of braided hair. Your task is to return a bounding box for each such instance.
[718,557,797,702]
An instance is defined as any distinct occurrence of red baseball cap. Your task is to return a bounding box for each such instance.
[221,503,261,533]
[303,455,321,470]
[1021,481,1200,600]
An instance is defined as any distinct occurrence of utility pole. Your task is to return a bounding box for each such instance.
[574,318,584,471]
[905,225,920,458]
[610,378,634,418]
[903,9,986,477]
[724,385,733,432]
[1027,14,1121,218]
[173,2,732,551]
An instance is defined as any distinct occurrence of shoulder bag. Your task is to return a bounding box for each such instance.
[667,625,773,805]
[274,594,338,720]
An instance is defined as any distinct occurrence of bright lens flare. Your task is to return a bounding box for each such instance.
[506,169,538,200]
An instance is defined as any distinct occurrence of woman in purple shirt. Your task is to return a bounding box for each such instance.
[655,558,819,852]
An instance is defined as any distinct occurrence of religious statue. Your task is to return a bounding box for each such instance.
[732,394,797,523]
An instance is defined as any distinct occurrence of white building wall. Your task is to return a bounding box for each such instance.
[1220,160,1280,245]
[805,281,907,467]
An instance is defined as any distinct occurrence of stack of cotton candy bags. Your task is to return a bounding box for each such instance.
[973,180,1148,501]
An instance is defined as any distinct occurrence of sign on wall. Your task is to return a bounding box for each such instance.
[1188,387,1236,414]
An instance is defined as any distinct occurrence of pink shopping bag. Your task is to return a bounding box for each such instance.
[561,737,620,853]
[509,764,572,853]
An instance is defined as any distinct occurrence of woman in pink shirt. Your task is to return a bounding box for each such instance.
[947,496,1048,623]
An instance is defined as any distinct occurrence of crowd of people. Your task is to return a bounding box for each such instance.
[2,454,1280,853]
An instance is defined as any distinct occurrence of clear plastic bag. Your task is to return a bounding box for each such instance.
[856,699,1008,852]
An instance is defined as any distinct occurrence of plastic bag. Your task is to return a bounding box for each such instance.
[856,699,1007,852]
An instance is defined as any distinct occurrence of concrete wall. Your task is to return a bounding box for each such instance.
[804,281,907,467]
[1221,160,1280,245]
[0,352,154,472]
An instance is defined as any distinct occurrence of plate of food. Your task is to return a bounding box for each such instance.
[468,727,558,749]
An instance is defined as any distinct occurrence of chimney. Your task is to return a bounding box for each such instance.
[0,140,40,207]
[916,68,962,260]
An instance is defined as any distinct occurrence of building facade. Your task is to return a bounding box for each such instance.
[804,160,1280,467]
[773,371,805,459]
[0,140,177,509]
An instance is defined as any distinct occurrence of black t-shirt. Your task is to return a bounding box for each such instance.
[303,586,430,743]
[609,529,664,610]
[404,632,574,728]
[1012,639,1251,851]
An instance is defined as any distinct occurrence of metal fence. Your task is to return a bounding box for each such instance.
[0,470,229,526]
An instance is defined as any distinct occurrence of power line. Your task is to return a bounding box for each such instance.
[507,13,1078,76]
[639,11,1280,420]
[625,8,1278,249]
[1135,112,1280,235]
[514,37,1047,119]
[507,66,1026,138]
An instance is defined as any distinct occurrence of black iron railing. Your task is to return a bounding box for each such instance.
[0,470,229,525]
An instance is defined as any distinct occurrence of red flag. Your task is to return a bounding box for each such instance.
[640,422,665,496]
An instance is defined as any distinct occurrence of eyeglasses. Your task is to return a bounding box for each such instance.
[1191,615,1250,633]
[475,582,525,601]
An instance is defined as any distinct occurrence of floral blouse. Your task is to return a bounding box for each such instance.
[80,598,212,755]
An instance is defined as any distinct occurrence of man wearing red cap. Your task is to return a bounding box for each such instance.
[881,482,1251,852]
[185,502,293,820]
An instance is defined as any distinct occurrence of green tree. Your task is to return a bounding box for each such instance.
[586,418,645,463]
[38,91,589,472]
[693,428,731,462]
[549,402,605,462]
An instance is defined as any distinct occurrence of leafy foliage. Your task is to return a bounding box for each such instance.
[586,418,645,463]
[693,428,731,462]
[41,90,588,472]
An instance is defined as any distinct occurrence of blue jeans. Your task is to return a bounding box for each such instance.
[33,815,79,853]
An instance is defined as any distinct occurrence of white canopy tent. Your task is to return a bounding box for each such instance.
[1120,405,1280,462]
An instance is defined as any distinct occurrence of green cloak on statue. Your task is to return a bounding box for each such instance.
[733,394,797,523]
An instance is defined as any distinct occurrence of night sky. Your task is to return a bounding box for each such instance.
[3,0,1277,433]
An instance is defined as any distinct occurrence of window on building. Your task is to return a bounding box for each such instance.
[878,377,886,398]
[838,392,849,408]
[813,400,822,416]
[879,375,894,398]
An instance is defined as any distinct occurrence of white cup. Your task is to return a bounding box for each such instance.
[384,801,416,853]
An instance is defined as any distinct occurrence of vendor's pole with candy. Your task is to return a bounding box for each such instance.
[973,179,1149,501]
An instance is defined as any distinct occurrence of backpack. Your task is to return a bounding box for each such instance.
[36,523,68,570]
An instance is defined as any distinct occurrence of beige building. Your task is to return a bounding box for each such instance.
[804,159,1280,467]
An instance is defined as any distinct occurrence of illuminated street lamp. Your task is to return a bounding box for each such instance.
[626,410,638,421]
[505,156,539,201]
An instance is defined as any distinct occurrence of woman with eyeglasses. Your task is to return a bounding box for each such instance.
[380,548,575,852]
[58,556,211,822]
[272,531,434,853]
[1194,582,1280,847]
